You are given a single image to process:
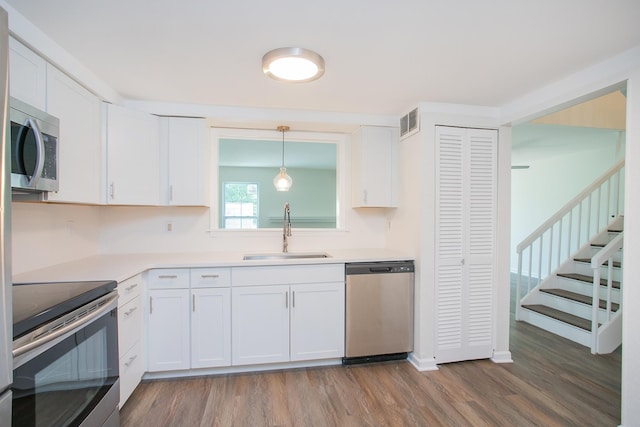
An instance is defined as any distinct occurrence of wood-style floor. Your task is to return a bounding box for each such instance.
[120,286,621,426]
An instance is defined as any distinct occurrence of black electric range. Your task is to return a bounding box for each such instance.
[12,280,117,339]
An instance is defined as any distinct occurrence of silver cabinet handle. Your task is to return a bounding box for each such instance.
[124,354,138,368]
[169,185,174,202]
[125,283,139,292]
[201,274,220,279]
[110,182,115,199]
[292,291,296,308]
[149,296,153,314]
[158,275,178,279]
[192,294,196,312]
[124,306,138,317]
[285,291,288,309]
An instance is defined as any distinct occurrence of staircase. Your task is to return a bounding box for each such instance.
[516,160,624,354]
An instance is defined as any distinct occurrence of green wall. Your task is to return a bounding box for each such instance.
[219,166,337,228]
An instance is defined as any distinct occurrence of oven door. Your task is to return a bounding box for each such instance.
[12,294,119,427]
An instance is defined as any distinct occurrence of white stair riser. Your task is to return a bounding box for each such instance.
[529,292,617,322]
[552,277,621,304]
[570,262,622,282]
[518,308,591,347]
[589,247,623,262]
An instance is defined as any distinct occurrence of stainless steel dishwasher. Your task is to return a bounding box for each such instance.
[344,261,414,364]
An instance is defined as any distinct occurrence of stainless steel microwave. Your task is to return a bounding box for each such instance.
[9,97,59,193]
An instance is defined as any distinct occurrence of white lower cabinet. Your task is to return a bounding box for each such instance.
[146,268,231,372]
[289,283,345,361]
[145,264,345,375]
[191,287,231,368]
[232,285,290,365]
[147,288,191,372]
[231,264,345,366]
[119,342,144,408]
[117,274,144,408]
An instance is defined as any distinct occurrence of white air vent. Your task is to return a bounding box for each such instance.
[400,107,420,140]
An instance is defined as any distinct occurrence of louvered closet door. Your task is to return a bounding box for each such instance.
[435,126,497,364]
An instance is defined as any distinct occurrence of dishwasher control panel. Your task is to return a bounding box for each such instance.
[345,261,414,275]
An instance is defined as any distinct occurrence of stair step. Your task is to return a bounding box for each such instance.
[521,304,592,331]
[574,258,622,268]
[540,288,620,311]
[557,272,620,289]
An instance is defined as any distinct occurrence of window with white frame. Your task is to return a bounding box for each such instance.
[222,182,258,229]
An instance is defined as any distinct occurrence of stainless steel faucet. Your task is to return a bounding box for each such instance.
[283,202,292,253]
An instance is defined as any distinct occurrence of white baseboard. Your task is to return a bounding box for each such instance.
[491,350,513,364]
[407,352,439,371]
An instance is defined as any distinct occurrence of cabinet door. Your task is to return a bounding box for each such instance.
[232,285,290,365]
[119,342,144,408]
[351,126,398,207]
[9,37,46,110]
[147,289,190,372]
[46,65,102,203]
[290,282,345,361]
[434,126,497,364]
[191,288,231,368]
[167,117,208,206]
[105,103,160,205]
[118,295,143,358]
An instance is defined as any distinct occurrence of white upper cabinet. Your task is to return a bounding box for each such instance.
[160,117,209,206]
[105,103,160,205]
[45,65,102,204]
[351,126,399,208]
[9,37,46,110]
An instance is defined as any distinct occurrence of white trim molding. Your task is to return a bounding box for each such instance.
[491,351,513,364]
[407,353,439,371]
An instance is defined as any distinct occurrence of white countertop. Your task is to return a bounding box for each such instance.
[13,248,413,284]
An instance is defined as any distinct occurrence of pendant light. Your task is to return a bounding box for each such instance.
[273,125,293,191]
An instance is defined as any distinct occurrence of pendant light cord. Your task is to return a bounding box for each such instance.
[277,125,290,168]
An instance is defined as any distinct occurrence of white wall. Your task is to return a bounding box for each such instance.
[386,104,510,370]
[11,202,101,275]
[621,67,640,427]
[95,204,388,255]
[511,124,623,272]
[502,45,640,426]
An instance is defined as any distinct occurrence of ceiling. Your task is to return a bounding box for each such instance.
[4,0,640,116]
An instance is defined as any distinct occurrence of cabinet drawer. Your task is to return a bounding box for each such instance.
[118,295,143,357]
[232,264,345,286]
[190,268,231,288]
[118,274,143,305]
[119,342,144,408]
[147,269,190,289]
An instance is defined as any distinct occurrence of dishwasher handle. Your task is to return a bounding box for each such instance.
[369,267,392,273]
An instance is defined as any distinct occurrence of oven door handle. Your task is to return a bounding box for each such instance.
[13,292,119,362]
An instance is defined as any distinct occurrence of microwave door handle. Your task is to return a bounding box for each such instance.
[25,118,45,188]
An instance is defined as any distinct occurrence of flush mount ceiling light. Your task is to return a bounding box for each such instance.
[262,47,325,83]
[273,125,293,191]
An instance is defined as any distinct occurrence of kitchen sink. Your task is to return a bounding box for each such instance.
[243,252,331,261]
